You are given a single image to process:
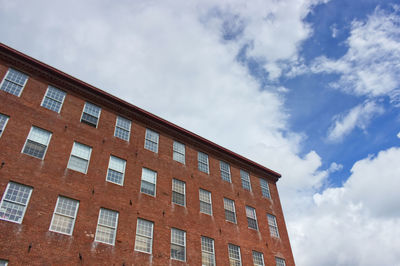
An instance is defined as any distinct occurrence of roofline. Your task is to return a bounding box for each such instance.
[0,42,281,179]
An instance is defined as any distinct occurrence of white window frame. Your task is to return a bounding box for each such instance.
[114,116,131,141]
[246,206,258,230]
[134,218,154,254]
[198,151,209,174]
[140,168,157,197]
[260,178,271,199]
[21,126,52,160]
[0,113,10,138]
[94,208,119,246]
[106,155,126,186]
[199,189,212,216]
[173,141,185,164]
[240,170,252,191]
[0,182,33,224]
[144,128,159,153]
[201,236,216,266]
[275,257,286,266]
[224,198,237,224]
[40,85,66,113]
[171,228,186,261]
[0,68,28,97]
[49,196,79,235]
[172,179,186,206]
[67,142,92,174]
[220,161,232,182]
[267,214,280,238]
[80,102,101,128]
[228,244,242,266]
[252,251,265,266]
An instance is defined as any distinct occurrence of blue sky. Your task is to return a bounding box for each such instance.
[1,0,400,265]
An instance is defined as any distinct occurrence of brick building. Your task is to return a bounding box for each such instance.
[0,43,294,266]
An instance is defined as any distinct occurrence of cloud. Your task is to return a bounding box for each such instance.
[327,101,384,141]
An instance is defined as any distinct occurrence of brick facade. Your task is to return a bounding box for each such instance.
[0,43,294,266]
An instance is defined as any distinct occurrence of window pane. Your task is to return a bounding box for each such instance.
[220,161,231,182]
[23,127,52,159]
[240,170,251,191]
[260,179,271,199]
[42,86,66,112]
[55,197,78,217]
[50,197,79,235]
[141,168,156,183]
[23,140,47,159]
[95,208,118,245]
[268,214,280,238]
[71,142,91,160]
[115,116,131,141]
[173,141,185,164]
[275,257,286,266]
[135,219,153,254]
[171,228,185,261]
[228,244,241,266]
[67,156,88,173]
[253,251,265,266]
[198,152,209,173]
[50,214,74,234]
[0,114,9,137]
[98,208,118,228]
[0,68,28,96]
[0,182,32,224]
[200,189,212,215]
[144,129,159,153]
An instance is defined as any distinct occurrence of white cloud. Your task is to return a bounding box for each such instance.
[330,23,338,38]
[327,101,384,141]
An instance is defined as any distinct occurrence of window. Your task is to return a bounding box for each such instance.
[41,86,66,113]
[95,208,119,245]
[173,141,185,164]
[67,142,92,174]
[228,244,242,266]
[224,198,236,223]
[246,206,258,230]
[220,161,231,182]
[172,179,185,206]
[114,116,131,141]
[134,218,154,253]
[0,68,28,96]
[22,126,52,159]
[0,259,8,266]
[0,182,33,224]
[171,228,186,261]
[106,156,126,185]
[140,168,157,196]
[260,178,271,199]
[0,114,9,137]
[198,152,209,174]
[275,257,286,266]
[252,251,265,266]
[81,102,101,127]
[201,236,215,266]
[267,214,280,238]
[199,189,212,215]
[144,129,159,153]
[240,170,251,191]
[49,196,79,235]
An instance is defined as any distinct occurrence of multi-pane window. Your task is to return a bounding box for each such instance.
[41,86,66,113]
[171,228,186,261]
[267,214,280,238]
[198,152,209,174]
[173,141,185,164]
[67,142,92,174]
[144,129,159,153]
[240,170,251,191]
[224,198,236,223]
[172,179,185,206]
[228,244,242,266]
[252,251,265,266]
[246,206,258,230]
[275,257,286,266]
[0,114,9,137]
[22,126,52,159]
[49,196,79,235]
[81,102,101,127]
[0,182,32,224]
[220,161,231,182]
[134,218,154,253]
[140,168,157,196]
[201,236,215,266]
[106,156,126,185]
[0,259,8,266]
[260,178,271,199]
[0,68,28,96]
[199,189,212,215]
[95,208,119,245]
[114,116,131,141]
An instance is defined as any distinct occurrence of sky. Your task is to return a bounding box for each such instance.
[1,0,400,265]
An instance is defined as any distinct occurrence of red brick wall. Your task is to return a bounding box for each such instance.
[0,58,294,265]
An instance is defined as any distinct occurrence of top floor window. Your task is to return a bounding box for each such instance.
[0,68,28,96]
[41,86,66,113]
[0,114,9,138]
[240,170,251,191]
[144,129,159,153]
[81,102,101,127]
[220,161,231,182]
[260,178,271,199]
[173,141,185,164]
[198,152,209,174]
[114,116,131,141]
